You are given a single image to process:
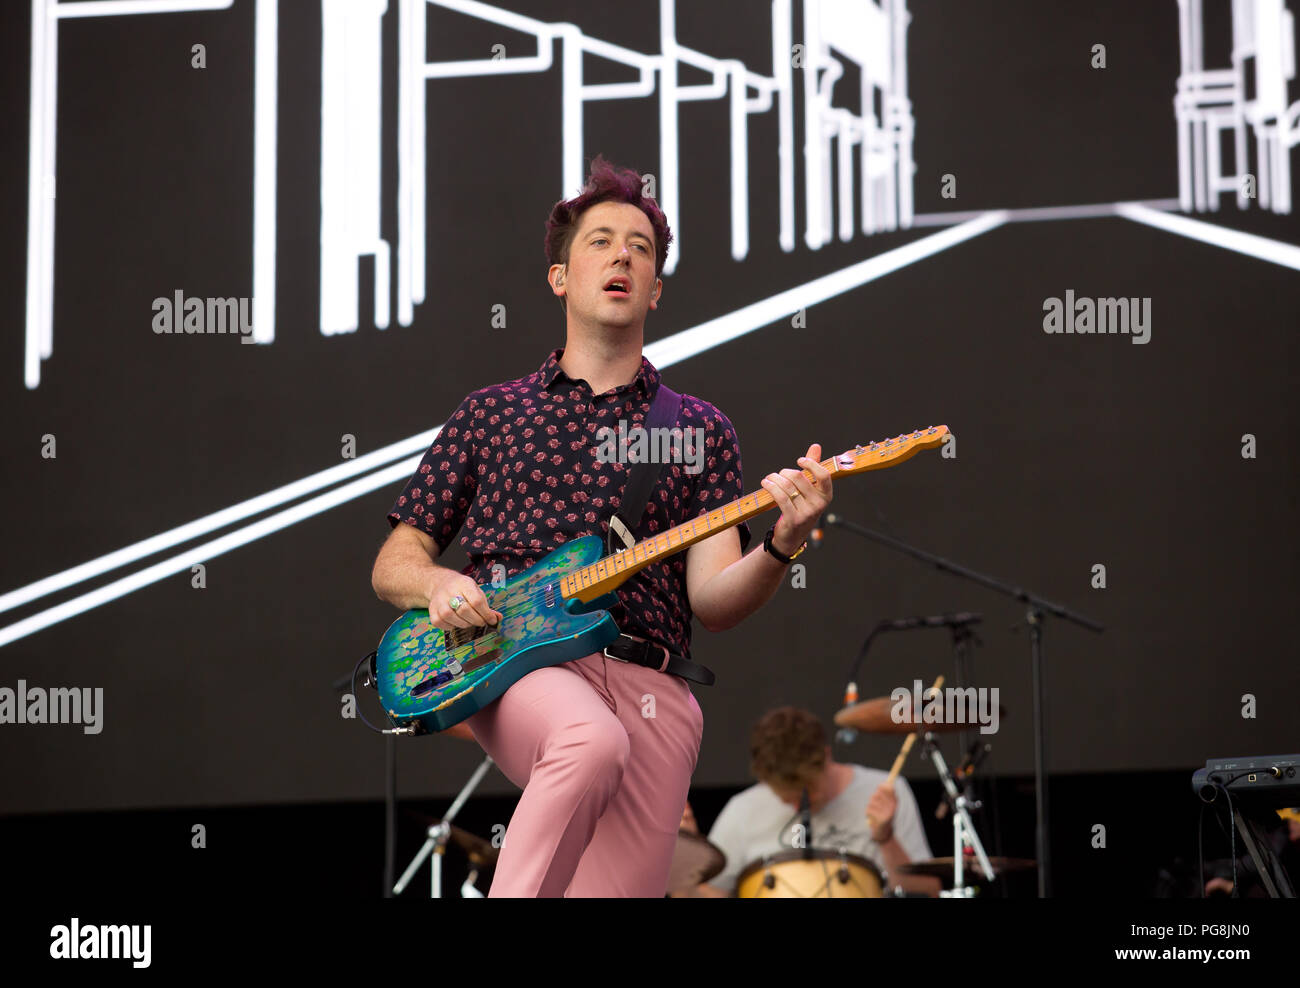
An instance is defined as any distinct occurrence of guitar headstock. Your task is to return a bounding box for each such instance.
[833,425,950,475]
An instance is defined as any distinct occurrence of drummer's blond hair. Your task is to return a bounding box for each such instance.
[749,707,827,788]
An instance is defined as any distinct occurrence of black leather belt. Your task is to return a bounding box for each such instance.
[602,634,715,686]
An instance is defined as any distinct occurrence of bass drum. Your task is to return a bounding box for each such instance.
[736,848,884,898]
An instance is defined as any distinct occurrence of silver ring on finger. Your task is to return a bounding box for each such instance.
[449,594,465,612]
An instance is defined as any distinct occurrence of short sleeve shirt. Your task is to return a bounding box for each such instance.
[705,768,934,893]
[386,347,751,661]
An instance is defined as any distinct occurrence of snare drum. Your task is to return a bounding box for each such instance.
[736,848,884,898]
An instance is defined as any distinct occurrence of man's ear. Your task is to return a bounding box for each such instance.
[549,263,567,297]
[648,276,663,311]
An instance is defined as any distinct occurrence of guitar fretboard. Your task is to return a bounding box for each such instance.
[556,426,947,601]
[558,464,830,600]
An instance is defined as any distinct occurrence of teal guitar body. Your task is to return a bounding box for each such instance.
[374,535,621,734]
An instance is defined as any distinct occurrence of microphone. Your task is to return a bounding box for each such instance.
[835,681,859,745]
[882,612,982,631]
[799,787,814,859]
[810,513,830,548]
[955,738,991,781]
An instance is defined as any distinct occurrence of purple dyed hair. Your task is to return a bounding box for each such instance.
[544,154,673,279]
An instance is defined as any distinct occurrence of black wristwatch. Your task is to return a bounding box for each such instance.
[762,526,807,565]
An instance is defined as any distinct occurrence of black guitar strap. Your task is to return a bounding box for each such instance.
[600,381,716,687]
[605,383,682,555]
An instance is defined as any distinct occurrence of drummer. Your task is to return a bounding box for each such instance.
[682,706,940,897]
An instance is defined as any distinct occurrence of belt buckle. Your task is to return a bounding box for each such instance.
[603,640,630,663]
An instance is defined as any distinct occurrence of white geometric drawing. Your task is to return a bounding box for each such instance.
[357,0,813,333]
[21,0,916,379]
[802,0,915,248]
[23,0,273,390]
[1175,0,1299,214]
[391,0,912,331]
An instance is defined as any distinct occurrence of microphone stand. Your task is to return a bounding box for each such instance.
[822,512,1104,897]
[799,787,814,859]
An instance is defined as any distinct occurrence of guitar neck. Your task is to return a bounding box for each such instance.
[558,425,949,603]
[559,457,838,602]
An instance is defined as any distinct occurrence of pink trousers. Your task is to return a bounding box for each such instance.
[464,650,704,897]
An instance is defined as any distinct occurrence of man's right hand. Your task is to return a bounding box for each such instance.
[425,570,503,631]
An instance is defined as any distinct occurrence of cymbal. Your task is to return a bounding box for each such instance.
[896,856,1036,881]
[833,696,966,734]
[446,824,500,867]
[402,808,501,867]
[666,830,726,893]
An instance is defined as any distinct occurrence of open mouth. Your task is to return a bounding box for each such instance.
[603,277,630,295]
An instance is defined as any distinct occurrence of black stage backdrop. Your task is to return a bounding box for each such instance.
[0,0,1295,815]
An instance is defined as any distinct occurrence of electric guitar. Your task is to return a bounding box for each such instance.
[375,425,949,734]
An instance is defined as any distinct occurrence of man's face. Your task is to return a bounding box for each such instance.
[767,762,833,814]
[550,200,662,328]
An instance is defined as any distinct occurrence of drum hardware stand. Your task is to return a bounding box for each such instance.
[922,732,996,898]
[392,753,494,898]
[462,867,487,898]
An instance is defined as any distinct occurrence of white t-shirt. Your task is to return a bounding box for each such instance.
[705,765,933,893]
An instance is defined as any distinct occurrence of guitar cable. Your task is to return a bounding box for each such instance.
[351,649,420,736]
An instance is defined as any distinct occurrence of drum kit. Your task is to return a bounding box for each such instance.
[667,679,1034,898]
[397,683,1034,897]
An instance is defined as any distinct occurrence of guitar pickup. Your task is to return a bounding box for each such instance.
[445,624,491,649]
[545,583,556,608]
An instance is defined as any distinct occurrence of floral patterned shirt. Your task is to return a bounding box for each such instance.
[387,347,751,660]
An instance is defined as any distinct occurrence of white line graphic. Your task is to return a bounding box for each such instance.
[649,211,1005,368]
[1115,201,1300,269]
[0,213,1002,648]
[0,432,436,617]
[913,199,1181,226]
[0,460,421,649]
[321,0,388,336]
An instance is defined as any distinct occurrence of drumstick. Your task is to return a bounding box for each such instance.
[867,675,944,832]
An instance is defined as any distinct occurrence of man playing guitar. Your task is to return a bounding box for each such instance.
[371,155,833,896]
